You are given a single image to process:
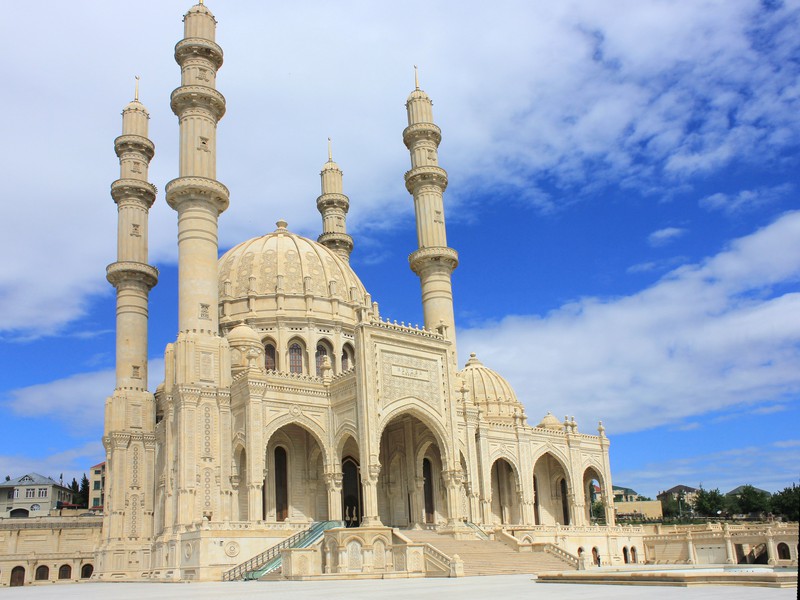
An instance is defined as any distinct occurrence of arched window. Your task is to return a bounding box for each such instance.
[58,564,71,579]
[80,564,93,579]
[35,565,49,581]
[623,546,629,563]
[315,344,329,376]
[341,344,355,372]
[264,343,276,371]
[630,546,638,563]
[288,343,304,374]
[10,566,25,587]
[777,542,791,560]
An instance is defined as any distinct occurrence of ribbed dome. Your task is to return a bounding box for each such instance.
[457,353,524,421]
[218,221,369,326]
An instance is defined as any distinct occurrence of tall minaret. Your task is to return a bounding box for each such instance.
[404,69,459,342]
[317,139,354,262]
[161,1,232,532]
[165,1,229,337]
[99,79,159,576]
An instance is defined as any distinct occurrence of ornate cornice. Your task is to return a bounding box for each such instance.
[174,37,224,70]
[316,192,350,212]
[111,178,157,208]
[408,246,459,274]
[106,261,159,290]
[402,122,442,147]
[317,232,353,253]
[404,165,448,193]
[114,134,155,161]
[170,85,226,121]
[165,176,229,214]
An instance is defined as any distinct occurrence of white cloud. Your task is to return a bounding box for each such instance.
[3,359,165,434]
[648,227,687,247]
[0,441,105,487]
[2,1,799,336]
[459,211,800,434]
[614,440,800,498]
[700,184,793,215]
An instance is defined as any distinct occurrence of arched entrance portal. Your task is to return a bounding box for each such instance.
[533,452,571,526]
[490,458,521,525]
[10,566,25,587]
[377,412,448,528]
[262,423,328,523]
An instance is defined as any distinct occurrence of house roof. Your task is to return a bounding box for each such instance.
[726,485,771,496]
[659,485,698,496]
[0,473,60,487]
[613,486,639,495]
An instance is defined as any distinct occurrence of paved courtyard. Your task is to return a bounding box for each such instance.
[2,575,796,599]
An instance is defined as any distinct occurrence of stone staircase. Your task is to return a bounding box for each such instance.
[401,529,576,576]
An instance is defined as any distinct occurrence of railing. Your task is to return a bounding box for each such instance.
[464,521,490,540]
[542,543,579,568]
[422,542,453,572]
[222,520,343,581]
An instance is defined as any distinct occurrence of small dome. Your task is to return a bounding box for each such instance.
[218,221,369,328]
[188,2,212,15]
[457,353,524,421]
[407,88,431,103]
[226,323,261,345]
[123,99,147,113]
[537,412,563,431]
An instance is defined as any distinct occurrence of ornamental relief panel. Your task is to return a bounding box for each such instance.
[379,350,441,409]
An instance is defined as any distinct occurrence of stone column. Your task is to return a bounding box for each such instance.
[361,463,382,526]
[324,472,343,522]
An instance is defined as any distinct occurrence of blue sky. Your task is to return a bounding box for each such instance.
[1,0,799,499]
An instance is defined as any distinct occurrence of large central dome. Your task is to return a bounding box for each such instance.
[218,220,369,328]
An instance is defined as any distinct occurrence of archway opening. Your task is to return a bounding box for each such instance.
[58,564,72,579]
[533,452,571,526]
[234,446,247,521]
[35,565,49,581]
[592,546,600,566]
[342,456,362,527]
[623,546,629,563]
[490,458,521,525]
[583,467,605,525]
[377,412,447,528]
[630,546,638,563]
[10,566,24,587]
[263,423,327,523]
[80,564,93,579]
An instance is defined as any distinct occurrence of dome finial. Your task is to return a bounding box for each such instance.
[134,75,140,101]
[276,219,288,231]
[414,65,420,90]
[327,137,333,162]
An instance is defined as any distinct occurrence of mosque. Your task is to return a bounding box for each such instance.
[98,1,622,581]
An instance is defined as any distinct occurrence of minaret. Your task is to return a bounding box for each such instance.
[99,79,159,576]
[404,69,459,342]
[161,1,232,533]
[317,139,354,262]
[165,1,229,337]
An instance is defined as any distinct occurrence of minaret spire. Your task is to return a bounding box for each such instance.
[403,75,459,345]
[317,139,354,262]
[134,75,140,101]
[100,84,159,577]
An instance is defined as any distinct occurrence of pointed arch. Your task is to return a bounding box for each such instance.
[377,401,451,467]
[262,414,330,467]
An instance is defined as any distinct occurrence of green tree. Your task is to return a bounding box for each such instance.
[693,487,725,517]
[591,500,605,522]
[4,475,9,481]
[69,477,79,494]
[661,496,680,518]
[770,484,799,521]
[733,485,770,515]
[78,474,90,508]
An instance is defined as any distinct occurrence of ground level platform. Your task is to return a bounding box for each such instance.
[3,574,797,599]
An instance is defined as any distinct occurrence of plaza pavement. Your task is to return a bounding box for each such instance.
[2,575,796,600]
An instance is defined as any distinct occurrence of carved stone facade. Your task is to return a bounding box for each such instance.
[97,2,619,582]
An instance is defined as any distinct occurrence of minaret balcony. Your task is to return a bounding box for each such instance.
[404,165,448,193]
[409,246,459,275]
[114,135,155,161]
[170,85,226,121]
[107,261,159,290]
[165,176,229,214]
[403,122,442,147]
[111,179,157,208]
[316,192,350,212]
[174,37,224,69]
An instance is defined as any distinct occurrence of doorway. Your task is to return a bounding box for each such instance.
[342,456,362,527]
